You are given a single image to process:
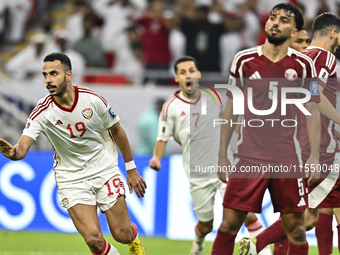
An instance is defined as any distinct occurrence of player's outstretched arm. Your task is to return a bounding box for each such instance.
[218,99,238,183]
[304,101,321,187]
[149,140,167,171]
[317,86,340,125]
[0,135,34,160]
[109,122,147,199]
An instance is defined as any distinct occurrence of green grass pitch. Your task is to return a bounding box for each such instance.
[0,230,333,254]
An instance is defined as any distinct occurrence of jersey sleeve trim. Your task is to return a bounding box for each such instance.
[29,97,53,120]
[77,86,109,107]
[161,94,176,121]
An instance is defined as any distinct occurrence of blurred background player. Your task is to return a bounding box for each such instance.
[213,3,321,255]
[241,11,340,255]
[149,56,271,255]
[289,28,310,52]
[135,97,168,155]
[0,52,146,255]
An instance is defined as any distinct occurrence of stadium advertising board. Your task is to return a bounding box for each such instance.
[0,152,328,245]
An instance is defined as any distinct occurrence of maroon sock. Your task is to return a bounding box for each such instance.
[287,242,308,255]
[273,239,288,255]
[256,218,287,253]
[315,213,333,255]
[211,231,236,255]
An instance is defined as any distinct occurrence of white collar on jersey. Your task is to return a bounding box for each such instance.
[179,91,191,102]
[257,45,293,57]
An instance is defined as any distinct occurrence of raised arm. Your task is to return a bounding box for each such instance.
[109,122,147,198]
[0,135,34,160]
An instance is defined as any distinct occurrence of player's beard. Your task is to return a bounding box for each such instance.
[330,37,339,54]
[54,76,68,97]
[266,31,289,45]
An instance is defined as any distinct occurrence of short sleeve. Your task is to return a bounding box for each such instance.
[156,104,174,142]
[99,103,120,129]
[22,118,43,141]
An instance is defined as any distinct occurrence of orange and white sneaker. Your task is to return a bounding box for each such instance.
[189,240,203,255]
[127,237,145,255]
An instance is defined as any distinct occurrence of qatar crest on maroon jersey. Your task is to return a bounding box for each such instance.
[284,69,298,81]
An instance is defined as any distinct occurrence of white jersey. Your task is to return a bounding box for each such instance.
[157,90,225,184]
[22,86,120,187]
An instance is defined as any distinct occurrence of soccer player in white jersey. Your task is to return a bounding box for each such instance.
[0,53,146,255]
[149,56,272,255]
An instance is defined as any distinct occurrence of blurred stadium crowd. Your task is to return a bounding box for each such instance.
[1,0,340,86]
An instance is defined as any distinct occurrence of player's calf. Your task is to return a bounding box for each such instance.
[90,239,120,255]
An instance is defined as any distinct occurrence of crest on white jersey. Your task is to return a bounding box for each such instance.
[284,68,297,81]
[82,108,93,119]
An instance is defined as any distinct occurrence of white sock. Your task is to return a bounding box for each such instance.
[194,224,205,250]
[90,240,120,255]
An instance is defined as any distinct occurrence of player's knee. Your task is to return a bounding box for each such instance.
[289,225,306,243]
[112,227,133,244]
[198,222,213,235]
[219,219,241,235]
[84,232,104,250]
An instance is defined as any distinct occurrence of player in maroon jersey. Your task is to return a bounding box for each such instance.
[239,12,340,255]
[211,3,322,255]
[272,27,311,255]
[289,28,310,52]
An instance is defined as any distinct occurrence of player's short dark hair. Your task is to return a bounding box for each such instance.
[313,12,340,36]
[174,56,199,74]
[270,3,304,31]
[43,52,72,71]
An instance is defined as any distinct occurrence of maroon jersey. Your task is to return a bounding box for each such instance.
[227,46,320,165]
[299,46,339,163]
[136,16,171,65]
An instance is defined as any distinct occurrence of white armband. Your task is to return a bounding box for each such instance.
[125,160,136,171]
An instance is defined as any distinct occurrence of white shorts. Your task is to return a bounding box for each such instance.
[190,178,226,222]
[58,174,125,212]
[308,152,340,208]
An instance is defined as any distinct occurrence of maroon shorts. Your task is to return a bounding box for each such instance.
[223,159,308,213]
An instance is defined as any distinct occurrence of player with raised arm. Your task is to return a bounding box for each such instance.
[211,3,322,255]
[0,52,147,255]
[149,56,271,255]
[240,12,340,255]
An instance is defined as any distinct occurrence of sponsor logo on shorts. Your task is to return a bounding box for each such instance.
[82,108,93,119]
